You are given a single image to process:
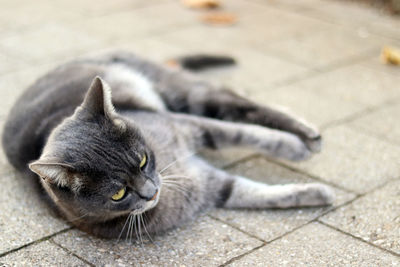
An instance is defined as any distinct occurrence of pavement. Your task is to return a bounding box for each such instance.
[0,0,400,266]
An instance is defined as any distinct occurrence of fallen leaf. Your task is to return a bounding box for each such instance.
[182,0,220,9]
[201,12,237,26]
[381,46,400,65]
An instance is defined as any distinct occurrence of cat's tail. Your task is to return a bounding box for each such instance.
[166,54,236,71]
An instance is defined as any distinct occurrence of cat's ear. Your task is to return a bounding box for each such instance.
[81,76,116,118]
[29,159,75,187]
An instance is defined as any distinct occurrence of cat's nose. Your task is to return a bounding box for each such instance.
[138,189,158,201]
[136,180,158,201]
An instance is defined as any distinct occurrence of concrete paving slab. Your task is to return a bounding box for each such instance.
[52,0,173,17]
[320,179,400,255]
[52,216,262,266]
[296,0,400,41]
[210,157,355,242]
[229,222,400,266]
[251,0,325,12]
[260,25,384,69]
[0,120,13,174]
[70,3,199,44]
[0,240,88,266]
[0,52,31,75]
[349,102,400,146]
[0,63,59,118]
[251,84,367,128]
[285,126,400,194]
[0,23,106,65]
[160,3,331,50]
[360,55,400,81]
[288,63,400,108]
[0,0,84,35]
[0,172,68,255]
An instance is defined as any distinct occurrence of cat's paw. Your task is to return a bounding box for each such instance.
[272,133,312,161]
[301,130,322,153]
[300,183,335,206]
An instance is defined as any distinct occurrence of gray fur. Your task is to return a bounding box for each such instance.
[2,52,334,239]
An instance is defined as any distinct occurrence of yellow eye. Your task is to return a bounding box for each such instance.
[140,154,147,169]
[111,187,126,201]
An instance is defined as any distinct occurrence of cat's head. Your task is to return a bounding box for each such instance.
[29,77,160,223]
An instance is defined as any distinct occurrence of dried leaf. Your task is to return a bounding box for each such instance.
[182,0,220,9]
[381,46,400,65]
[201,13,237,26]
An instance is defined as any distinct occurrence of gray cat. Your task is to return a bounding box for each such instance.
[2,52,334,239]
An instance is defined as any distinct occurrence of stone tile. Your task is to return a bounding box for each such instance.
[298,0,400,40]
[321,179,400,255]
[360,54,400,80]
[292,63,400,108]
[0,240,88,266]
[349,102,400,146]
[286,126,400,194]
[260,25,384,69]
[0,172,68,255]
[0,23,106,64]
[71,3,198,43]
[0,52,31,75]
[252,0,325,12]
[230,222,400,266]
[0,120,13,174]
[0,0,84,34]
[250,84,367,128]
[210,157,355,242]
[53,0,173,17]
[52,216,262,266]
[0,63,59,118]
[161,4,330,50]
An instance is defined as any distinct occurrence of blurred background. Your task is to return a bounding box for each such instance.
[0,0,399,266]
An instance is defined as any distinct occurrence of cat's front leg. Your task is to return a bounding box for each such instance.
[172,113,313,161]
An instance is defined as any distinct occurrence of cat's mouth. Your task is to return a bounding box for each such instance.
[131,187,161,215]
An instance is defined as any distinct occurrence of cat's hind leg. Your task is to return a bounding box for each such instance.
[223,176,335,209]
[205,166,335,209]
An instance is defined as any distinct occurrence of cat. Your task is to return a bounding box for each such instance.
[2,52,334,239]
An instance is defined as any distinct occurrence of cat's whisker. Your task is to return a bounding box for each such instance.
[133,214,139,244]
[162,174,191,180]
[137,214,144,246]
[128,214,133,244]
[125,214,133,243]
[162,183,191,199]
[162,180,191,192]
[159,152,197,174]
[117,214,131,243]
[141,213,154,244]
[162,181,190,191]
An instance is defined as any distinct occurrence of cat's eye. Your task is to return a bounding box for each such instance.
[111,187,126,201]
[139,154,147,170]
